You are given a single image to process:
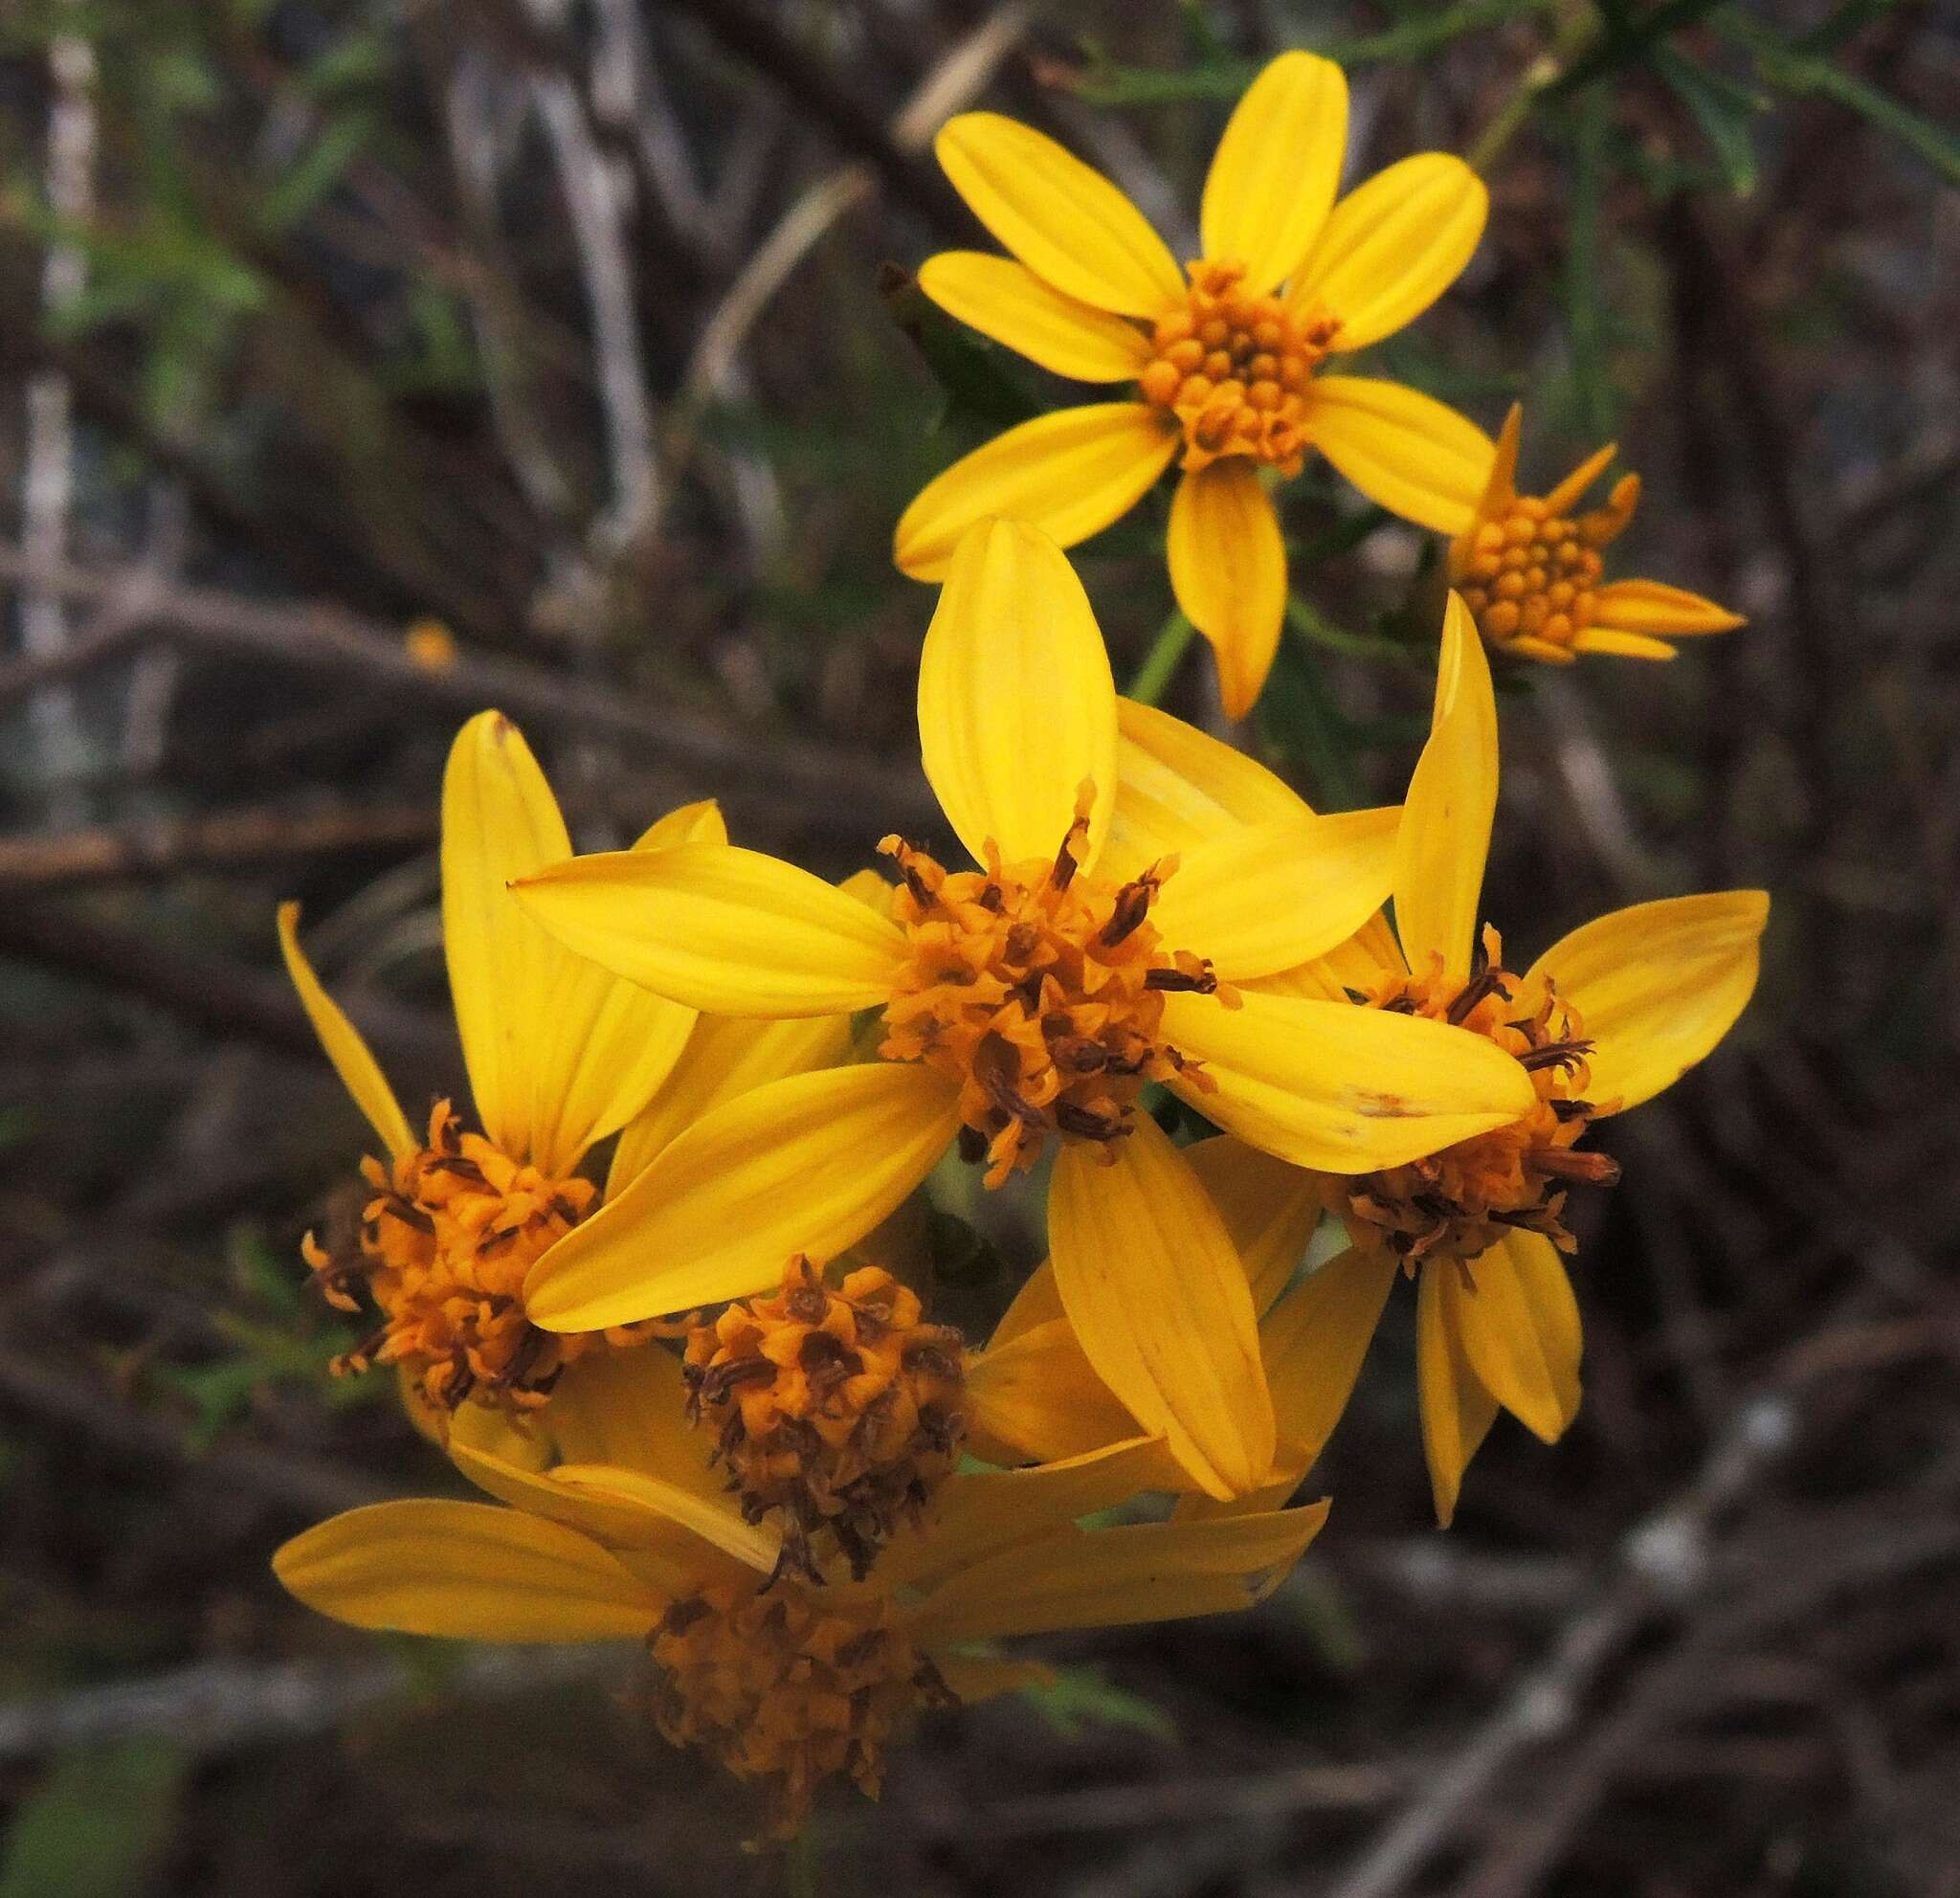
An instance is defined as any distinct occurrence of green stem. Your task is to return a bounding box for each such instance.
[1465,3,1601,174]
[784,1828,819,1898]
[1126,610,1195,706]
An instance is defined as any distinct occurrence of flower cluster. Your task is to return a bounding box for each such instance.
[269,49,1769,1850]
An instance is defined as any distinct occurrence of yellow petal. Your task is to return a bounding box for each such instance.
[1163,986,1535,1172]
[1571,627,1678,660]
[1448,1239,1577,1444]
[894,404,1178,581]
[920,518,1118,867]
[965,1316,1144,1465]
[535,1346,725,1498]
[933,1653,1058,1701]
[1200,52,1348,293]
[1049,1114,1275,1500]
[1291,153,1487,351]
[1305,377,1495,534]
[1393,592,1497,982]
[1166,461,1287,720]
[934,112,1184,316]
[552,1464,780,1577]
[512,841,907,1016]
[918,252,1150,381]
[524,1063,961,1331]
[523,824,713,1179]
[1526,891,1768,1112]
[908,1501,1328,1646]
[607,1012,854,1198]
[1590,577,1745,636]
[1416,1262,1498,1528]
[1152,806,1399,982]
[440,711,572,1160]
[1105,694,1312,877]
[273,1500,656,1641]
[1540,442,1619,518]
[632,797,727,852]
[1251,909,1407,1002]
[1261,1246,1400,1478]
[276,903,412,1163]
[445,1440,714,1557]
[1183,1134,1326,1315]
[988,1262,1067,1350]
[886,1437,1178,1592]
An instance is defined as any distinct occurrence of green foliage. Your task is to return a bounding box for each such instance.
[145,1224,378,1450]
[1020,1666,1179,1744]
[0,1743,189,1898]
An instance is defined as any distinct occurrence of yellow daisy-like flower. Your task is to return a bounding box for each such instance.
[278,710,855,1418]
[1450,404,1746,664]
[275,1338,1325,1842]
[1026,595,1768,1524]
[894,52,1495,717]
[510,520,1535,1504]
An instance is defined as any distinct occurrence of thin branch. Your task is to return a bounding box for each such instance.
[0,1646,618,1764]
[1323,1391,1801,1898]
[0,802,437,892]
[0,547,936,832]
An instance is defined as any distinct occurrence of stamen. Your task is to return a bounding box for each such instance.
[879,808,1231,1187]
[646,1580,952,1842]
[683,1257,967,1582]
[307,1100,664,1416]
[1324,930,1619,1267]
[1137,260,1341,476]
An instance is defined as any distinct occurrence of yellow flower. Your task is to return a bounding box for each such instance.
[894,52,1494,718]
[278,710,855,1417]
[1052,594,1767,1524]
[510,520,1535,1503]
[1450,404,1745,664]
[403,616,458,672]
[274,1336,1325,1841]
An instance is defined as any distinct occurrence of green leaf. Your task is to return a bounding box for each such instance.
[880,271,1044,435]
[259,111,375,233]
[1563,89,1615,441]
[1652,46,1765,195]
[1020,1666,1177,1744]
[0,1743,189,1898]
[1725,18,1960,186]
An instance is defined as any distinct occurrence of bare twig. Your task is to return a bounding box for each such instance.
[0,547,936,831]
[1323,1392,1801,1898]
[0,1646,620,1763]
[0,803,436,892]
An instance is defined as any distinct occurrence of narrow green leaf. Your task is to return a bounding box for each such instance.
[0,1744,189,1898]
[1652,46,1764,195]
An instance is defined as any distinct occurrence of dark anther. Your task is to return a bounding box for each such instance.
[1051,817,1089,891]
[1446,964,1511,1024]
[977,882,1004,912]
[697,1356,780,1405]
[1343,987,1371,1005]
[957,1125,989,1165]
[493,1324,550,1390]
[1054,1101,1121,1140]
[1145,965,1218,995]
[1519,1038,1594,1073]
[660,1595,713,1636]
[786,1282,830,1326]
[1100,880,1154,948]
[1548,1098,1594,1122]
[426,1154,487,1183]
[383,1195,434,1235]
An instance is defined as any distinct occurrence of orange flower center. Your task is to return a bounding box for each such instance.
[685,1258,967,1583]
[1455,484,1636,655]
[1136,259,1340,476]
[648,1581,950,1842]
[304,1101,647,1413]
[878,795,1232,1189]
[1325,927,1619,1270]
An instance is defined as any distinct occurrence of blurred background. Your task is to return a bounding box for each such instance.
[1,2,1955,1893]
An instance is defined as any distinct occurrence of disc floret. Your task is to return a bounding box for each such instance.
[879,794,1232,1188]
[304,1100,633,1412]
[1456,470,1637,661]
[684,1258,967,1581]
[1136,259,1341,476]
[648,1582,951,1841]
[1326,927,1620,1268]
